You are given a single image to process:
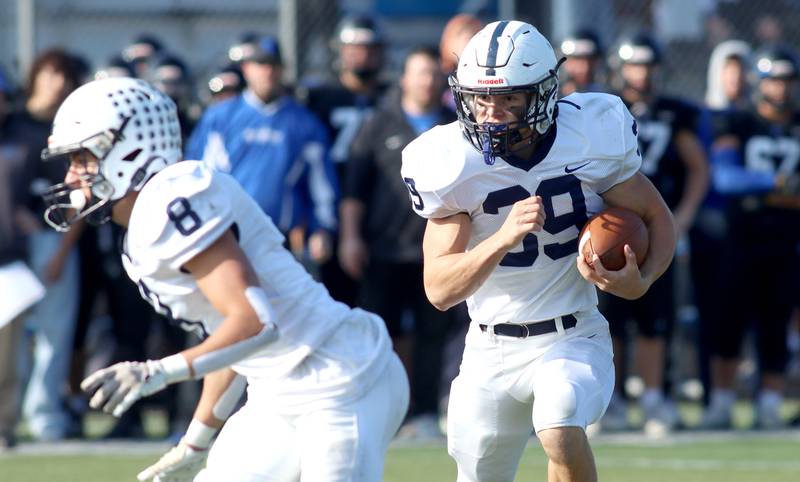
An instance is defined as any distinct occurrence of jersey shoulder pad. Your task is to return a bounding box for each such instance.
[130,161,234,270]
[558,92,642,192]
[560,92,636,160]
[401,121,468,218]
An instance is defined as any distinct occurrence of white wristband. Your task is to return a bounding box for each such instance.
[184,419,217,449]
[159,353,192,384]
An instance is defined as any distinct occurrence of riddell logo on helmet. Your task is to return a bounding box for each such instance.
[477,78,505,85]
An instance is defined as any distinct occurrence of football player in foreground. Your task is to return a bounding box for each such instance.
[41,77,409,482]
[401,21,676,481]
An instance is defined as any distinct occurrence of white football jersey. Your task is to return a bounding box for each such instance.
[122,161,355,380]
[401,92,641,324]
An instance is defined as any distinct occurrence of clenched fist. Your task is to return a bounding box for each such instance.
[494,196,546,250]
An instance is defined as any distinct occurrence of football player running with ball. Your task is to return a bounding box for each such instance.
[401,21,676,482]
[41,77,409,482]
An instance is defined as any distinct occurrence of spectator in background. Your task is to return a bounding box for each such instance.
[151,55,198,139]
[93,55,136,81]
[705,40,752,112]
[340,46,454,439]
[559,28,607,96]
[0,68,28,451]
[186,36,338,264]
[122,34,165,79]
[205,63,245,105]
[8,48,84,442]
[754,14,784,45]
[439,13,483,75]
[702,45,800,430]
[600,33,709,436]
[691,39,752,407]
[299,15,388,306]
[438,13,483,111]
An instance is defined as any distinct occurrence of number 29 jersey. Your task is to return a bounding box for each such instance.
[401,92,642,324]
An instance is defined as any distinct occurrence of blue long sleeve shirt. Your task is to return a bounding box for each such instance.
[186,91,339,233]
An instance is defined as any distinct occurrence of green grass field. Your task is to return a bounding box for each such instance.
[2,435,799,482]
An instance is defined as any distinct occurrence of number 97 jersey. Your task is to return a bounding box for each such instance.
[401,92,642,324]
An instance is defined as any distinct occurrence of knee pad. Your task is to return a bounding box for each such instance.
[533,380,581,429]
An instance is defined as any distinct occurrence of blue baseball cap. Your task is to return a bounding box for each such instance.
[244,36,283,65]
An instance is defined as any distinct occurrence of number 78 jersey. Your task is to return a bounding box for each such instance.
[401,92,642,324]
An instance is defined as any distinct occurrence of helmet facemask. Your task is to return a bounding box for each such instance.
[41,116,132,231]
[41,153,115,232]
[450,63,560,165]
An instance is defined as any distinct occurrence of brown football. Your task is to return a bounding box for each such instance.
[578,207,649,271]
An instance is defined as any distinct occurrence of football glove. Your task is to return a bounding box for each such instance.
[81,355,190,417]
[137,438,208,482]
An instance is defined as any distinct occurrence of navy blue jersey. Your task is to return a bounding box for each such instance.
[718,109,800,243]
[185,91,338,233]
[623,96,700,209]
[299,80,387,165]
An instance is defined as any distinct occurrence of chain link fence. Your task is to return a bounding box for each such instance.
[3,0,799,104]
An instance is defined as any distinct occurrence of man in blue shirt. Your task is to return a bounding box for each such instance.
[186,36,338,262]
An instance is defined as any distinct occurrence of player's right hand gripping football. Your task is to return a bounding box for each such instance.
[137,438,208,482]
[577,244,648,300]
[495,196,546,250]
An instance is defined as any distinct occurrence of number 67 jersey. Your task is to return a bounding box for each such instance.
[401,92,642,324]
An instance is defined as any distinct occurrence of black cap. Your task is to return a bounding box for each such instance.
[94,55,135,80]
[561,29,604,58]
[153,55,189,84]
[334,16,384,46]
[753,44,799,79]
[228,32,262,63]
[123,34,164,63]
[616,32,662,65]
[208,63,245,94]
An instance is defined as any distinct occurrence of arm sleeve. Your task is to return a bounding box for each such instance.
[711,146,776,194]
[344,113,377,203]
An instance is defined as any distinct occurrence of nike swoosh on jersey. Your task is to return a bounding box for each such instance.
[564,161,592,173]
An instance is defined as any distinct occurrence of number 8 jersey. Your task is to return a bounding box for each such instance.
[401,92,642,324]
[122,160,356,380]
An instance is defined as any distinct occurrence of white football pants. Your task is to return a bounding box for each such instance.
[447,308,614,482]
[194,307,410,482]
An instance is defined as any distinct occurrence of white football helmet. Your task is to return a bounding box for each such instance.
[41,77,182,231]
[449,20,563,163]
